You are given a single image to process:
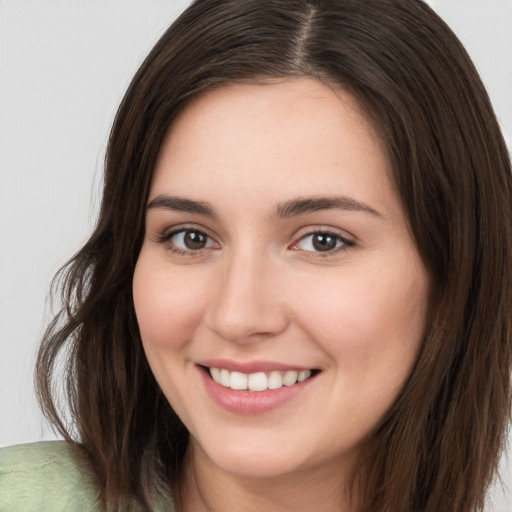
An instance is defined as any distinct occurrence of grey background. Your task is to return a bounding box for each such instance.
[1,1,511,509]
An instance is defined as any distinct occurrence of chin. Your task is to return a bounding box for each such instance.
[191,434,314,480]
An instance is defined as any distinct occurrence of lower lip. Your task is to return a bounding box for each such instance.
[199,367,317,414]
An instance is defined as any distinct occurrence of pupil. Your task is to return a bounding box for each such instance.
[184,231,206,249]
[312,233,337,251]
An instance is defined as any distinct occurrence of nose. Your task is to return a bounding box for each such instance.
[204,251,289,343]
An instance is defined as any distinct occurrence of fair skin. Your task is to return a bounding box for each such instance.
[133,77,430,512]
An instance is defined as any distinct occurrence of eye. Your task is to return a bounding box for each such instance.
[159,228,218,254]
[292,231,353,254]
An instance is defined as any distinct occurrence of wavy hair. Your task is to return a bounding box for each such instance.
[36,0,512,510]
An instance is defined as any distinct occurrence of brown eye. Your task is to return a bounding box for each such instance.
[312,233,338,252]
[166,229,217,253]
[183,230,208,249]
[294,231,353,254]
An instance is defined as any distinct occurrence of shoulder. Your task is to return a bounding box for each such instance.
[0,441,101,512]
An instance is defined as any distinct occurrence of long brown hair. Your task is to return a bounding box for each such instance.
[36,1,512,510]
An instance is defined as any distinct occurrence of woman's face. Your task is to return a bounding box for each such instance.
[133,78,430,481]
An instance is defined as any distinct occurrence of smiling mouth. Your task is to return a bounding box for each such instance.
[202,366,319,392]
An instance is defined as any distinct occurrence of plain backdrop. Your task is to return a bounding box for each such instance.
[1,0,511,509]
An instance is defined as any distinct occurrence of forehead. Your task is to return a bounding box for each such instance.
[161,77,384,159]
[150,77,398,219]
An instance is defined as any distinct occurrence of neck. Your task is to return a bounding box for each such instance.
[173,441,359,512]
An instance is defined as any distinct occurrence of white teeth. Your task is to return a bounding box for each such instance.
[208,367,313,391]
[220,369,230,387]
[248,372,267,391]
[298,370,311,382]
[283,370,298,386]
[210,367,221,382]
[230,371,248,390]
[268,371,283,389]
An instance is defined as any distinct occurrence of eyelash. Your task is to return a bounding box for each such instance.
[156,227,355,258]
[291,230,355,257]
[156,227,218,257]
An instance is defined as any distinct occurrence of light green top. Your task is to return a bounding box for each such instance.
[0,441,175,512]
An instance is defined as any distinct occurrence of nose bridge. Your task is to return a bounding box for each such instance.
[205,246,287,342]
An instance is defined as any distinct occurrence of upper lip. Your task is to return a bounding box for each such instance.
[197,358,315,374]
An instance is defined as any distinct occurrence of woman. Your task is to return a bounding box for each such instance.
[1,0,511,511]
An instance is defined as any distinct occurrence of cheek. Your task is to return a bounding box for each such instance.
[293,261,428,384]
[132,253,211,417]
[132,255,208,351]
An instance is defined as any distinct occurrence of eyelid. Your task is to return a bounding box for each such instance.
[155,224,220,255]
[155,222,215,241]
[289,227,356,255]
[153,223,355,257]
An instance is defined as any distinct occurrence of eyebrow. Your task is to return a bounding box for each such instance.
[147,195,217,218]
[273,196,382,219]
[146,194,382,219]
